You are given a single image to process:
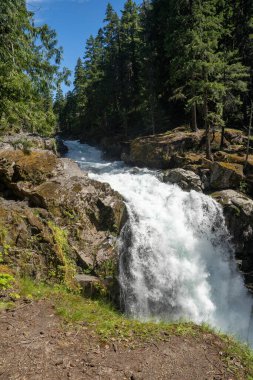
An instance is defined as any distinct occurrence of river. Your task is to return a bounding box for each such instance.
[64,140,253,346]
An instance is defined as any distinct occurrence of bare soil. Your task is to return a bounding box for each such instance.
[0,300,244,380]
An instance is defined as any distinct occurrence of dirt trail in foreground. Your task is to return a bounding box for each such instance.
[0,300,242,380]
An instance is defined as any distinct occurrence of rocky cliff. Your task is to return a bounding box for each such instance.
[0,134,126,302]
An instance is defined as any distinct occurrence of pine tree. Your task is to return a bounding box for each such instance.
[165,0,248,158]
[0,0,70,136]
[73,57,86,131]
[103,3,121,131]
[120,0,142,136]
[139,0,158,134]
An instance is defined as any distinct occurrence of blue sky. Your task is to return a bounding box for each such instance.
[27,0,142,93]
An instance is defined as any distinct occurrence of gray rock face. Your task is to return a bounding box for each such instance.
[0,145,127,299]
[163,168,203,192]
[212,189,253,292]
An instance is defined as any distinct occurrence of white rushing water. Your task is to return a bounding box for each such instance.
[65,140,253,345]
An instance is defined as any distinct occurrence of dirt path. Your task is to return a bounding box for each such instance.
[0,300,243,379]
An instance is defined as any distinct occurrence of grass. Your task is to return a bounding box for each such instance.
[2,277,253,378]
[18,278,195,341]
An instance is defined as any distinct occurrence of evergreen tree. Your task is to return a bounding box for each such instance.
[120,0,142,136]
[0,0,69,136]
[165,0,248,158]
[58,0,252,150]
[53,87,65,130]
[73,57,86,131]
[103,3,121,132]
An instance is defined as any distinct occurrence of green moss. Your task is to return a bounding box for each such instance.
[0,273,15,290]
[0,301,15,311]
[62,209,77,220]
[218,161,243,175]
[0,226,11,260]
[48,221,77,290]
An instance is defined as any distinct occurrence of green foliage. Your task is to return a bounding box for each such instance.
[0,273,14,290]
[0,1,70,136]
[0,226,11,261]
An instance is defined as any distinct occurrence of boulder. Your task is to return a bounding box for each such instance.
[210,161,244,190]
[163,168,203,192]
[123,128,205,169]
[212,189,253,290]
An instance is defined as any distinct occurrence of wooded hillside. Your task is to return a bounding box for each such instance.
[57,0,253,157]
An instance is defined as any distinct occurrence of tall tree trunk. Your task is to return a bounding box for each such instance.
[191,103,198,132]
[245,100,253,170]
[204,95,212,160]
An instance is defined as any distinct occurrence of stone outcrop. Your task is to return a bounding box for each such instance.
[209,161,244,190]
[163,168,203,192]
[121,127,248,171]
[120,126,253,196]
[0,133,57,152]
[123,127,205,169]
[212,190,253,292]
[0,142,126,299]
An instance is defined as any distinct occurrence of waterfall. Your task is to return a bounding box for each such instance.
[65,140,253,346]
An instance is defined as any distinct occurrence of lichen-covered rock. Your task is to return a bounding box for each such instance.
[210,161,244,190]
[163,168,203,192]
[123,128,205,169]
[120,127,247,170]
[212,189,253,291]
[213,151,253,171]
[0,147,127,299]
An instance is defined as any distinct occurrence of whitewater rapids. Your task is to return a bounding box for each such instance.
[65,140,253,346]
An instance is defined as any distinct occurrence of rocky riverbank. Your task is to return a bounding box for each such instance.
[0,133,126,303]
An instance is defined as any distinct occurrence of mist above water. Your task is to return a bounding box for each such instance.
[65,140,253,346]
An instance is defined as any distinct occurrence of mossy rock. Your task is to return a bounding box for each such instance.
[210,161,244,190]
[127,128,205,168]
[0,146,127,298]
[0,149,58,185]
